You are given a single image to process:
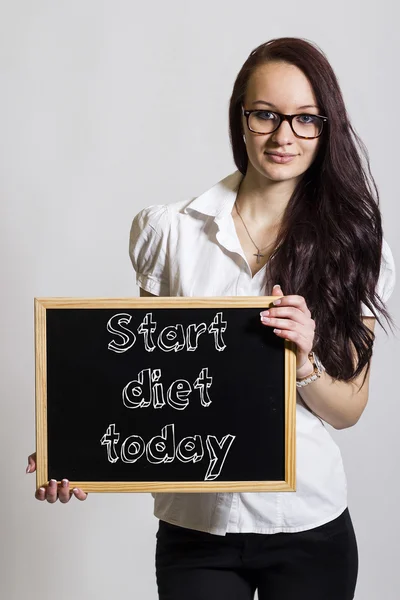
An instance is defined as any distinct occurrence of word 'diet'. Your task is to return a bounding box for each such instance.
[122,367,213,410]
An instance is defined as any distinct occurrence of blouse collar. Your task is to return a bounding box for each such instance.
[182,170,243,220]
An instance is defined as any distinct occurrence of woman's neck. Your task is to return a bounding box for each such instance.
[235,167,298,227]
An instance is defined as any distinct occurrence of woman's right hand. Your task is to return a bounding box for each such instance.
[26,453,88,503]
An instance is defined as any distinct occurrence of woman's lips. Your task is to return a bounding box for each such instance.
[265,153,296,164]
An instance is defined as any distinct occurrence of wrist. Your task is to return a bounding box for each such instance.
[296,359,314,379]
[296,352,325,388]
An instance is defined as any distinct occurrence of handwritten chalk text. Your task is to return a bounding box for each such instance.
[107,311,227,354]
[100,423,235,481]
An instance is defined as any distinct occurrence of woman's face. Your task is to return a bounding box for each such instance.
[242,61,322,184]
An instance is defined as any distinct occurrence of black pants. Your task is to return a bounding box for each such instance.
[155,508,358,600]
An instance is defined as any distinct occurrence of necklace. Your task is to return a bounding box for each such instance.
[234,200,275,264]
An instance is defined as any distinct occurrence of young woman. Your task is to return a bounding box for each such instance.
[27,37,395,600]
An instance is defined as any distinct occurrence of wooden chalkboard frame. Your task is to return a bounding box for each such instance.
[35,297,297,493]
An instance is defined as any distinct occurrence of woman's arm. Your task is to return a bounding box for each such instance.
[295,316,375,430]
[141,286,373,430]
[261,283,377,430]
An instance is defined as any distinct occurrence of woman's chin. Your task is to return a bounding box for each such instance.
[261,165,300,183]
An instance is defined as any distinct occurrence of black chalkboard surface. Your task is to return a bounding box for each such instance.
[35,297,296,493]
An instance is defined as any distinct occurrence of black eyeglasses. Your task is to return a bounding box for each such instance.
[242,106,328,139]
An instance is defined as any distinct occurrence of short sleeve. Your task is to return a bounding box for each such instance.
[129,204,170,296]
[361,238,396,317]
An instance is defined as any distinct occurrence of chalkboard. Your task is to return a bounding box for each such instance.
[35,297,296,493]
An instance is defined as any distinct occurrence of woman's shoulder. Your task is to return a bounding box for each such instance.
[131,197,197,235]
[131,170,241,233]
[130,203,169,238]
[381,237,395,269]
[361,236,396,316]
[380,237,396,300]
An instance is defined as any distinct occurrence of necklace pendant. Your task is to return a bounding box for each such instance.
[254,250,264,263]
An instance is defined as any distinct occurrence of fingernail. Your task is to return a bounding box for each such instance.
[26,465,30,473]
[260,310,269,317]
[50,479,57,485]
[273,284,281,290]
[62,479,68,487]
[273,299,281,305]
[39,487,45,493]
[73,488,79,493]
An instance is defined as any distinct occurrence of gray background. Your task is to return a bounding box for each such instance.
[1,1,398,599]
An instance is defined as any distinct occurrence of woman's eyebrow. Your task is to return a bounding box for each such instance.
[251,100,319,110]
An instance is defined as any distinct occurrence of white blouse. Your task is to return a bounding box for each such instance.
[129,170,396,535]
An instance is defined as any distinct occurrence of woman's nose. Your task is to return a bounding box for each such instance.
[270,119,295,145]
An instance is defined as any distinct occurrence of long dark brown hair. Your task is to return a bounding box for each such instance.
[229,37,395,383]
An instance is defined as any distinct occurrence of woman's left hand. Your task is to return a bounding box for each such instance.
[260,284,316,374]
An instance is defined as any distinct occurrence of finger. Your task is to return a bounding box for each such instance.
[271,294,311,317]
[261,313,313,334]
[58,479,73,504]
[72,488,89,501]
[261,306,309,327]
[271,283,284,298]
[272,327,310,348]
[26,453,37,474]
[46,479,59,504]
[35,487,46,501]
